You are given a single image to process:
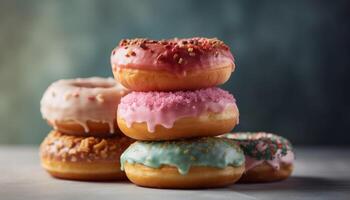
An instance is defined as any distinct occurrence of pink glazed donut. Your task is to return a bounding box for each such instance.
[111,37,235,91]
[220,132,295,182]
[40,77,129,136]
[117,87,239,141]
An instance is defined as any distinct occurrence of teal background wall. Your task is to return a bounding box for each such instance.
[0,0,349,145]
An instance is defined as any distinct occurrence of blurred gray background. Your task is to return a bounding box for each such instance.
[0,0,349,145]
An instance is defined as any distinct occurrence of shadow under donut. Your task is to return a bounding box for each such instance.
[229,176,350,192]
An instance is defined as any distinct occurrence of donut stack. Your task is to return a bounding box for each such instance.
[38,37,295,186]
[111,38,246,188]
[39,77,134,181]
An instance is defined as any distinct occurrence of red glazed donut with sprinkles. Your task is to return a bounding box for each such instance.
[40,77,129,136]
[111,37,235,91]
[220,132,294,182]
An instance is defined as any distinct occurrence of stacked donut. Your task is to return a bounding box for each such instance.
[39,77,134,181]
[111,37,246,188]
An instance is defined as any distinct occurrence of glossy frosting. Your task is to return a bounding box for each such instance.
[120,137,245,175]
[111,37,235,73]
[40,77,128,133]
[118,87,238,132]
[221,132,294,171]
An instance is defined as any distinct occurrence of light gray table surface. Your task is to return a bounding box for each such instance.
[0,146,349,200]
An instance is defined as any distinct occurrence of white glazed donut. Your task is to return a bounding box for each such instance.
[40,77,128,136]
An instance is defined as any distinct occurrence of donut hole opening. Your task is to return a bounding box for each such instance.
[72,81,115,89]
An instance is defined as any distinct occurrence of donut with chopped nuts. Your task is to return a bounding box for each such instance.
[40,77,129,136]
[117,87,239,141]
[111,37,235,91]
[220,132,294,183]
[120,137,245,188]
[40,130,134,181]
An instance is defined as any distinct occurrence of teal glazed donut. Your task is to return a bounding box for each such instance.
[121,137,245,175]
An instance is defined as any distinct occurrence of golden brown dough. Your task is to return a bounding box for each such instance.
[40,131,134,181]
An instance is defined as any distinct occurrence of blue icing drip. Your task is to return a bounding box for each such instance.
[120,137,245,175]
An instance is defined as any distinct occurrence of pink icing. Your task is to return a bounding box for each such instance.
[110,38,235,73]
[40,77,128,133]
[118,87,238,132]
[245,150,295,171]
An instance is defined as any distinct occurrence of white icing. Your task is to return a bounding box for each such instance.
[40,77,128,133]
